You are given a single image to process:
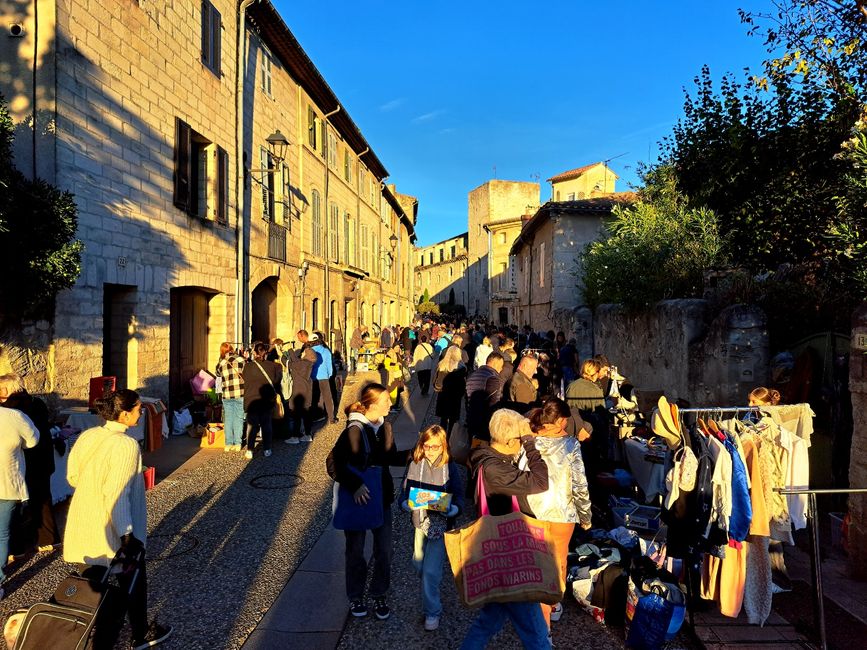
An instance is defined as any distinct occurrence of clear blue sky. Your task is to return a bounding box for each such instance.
[274,1,773,247]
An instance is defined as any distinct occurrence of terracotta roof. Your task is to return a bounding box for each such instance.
[546,162,619,184]
[509,193,637,256]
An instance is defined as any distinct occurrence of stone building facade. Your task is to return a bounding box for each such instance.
[484,215,528,326]
[414,233,469,309]
[547,161,617,202]
[0,0,415,408]
[510,196,633,330]
[466,180,539,318]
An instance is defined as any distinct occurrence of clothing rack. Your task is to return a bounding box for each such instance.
[677,406,760,414]
[775,487,867,650]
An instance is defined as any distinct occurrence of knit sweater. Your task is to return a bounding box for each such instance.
[64,421,147,567]
[0,407,39,500]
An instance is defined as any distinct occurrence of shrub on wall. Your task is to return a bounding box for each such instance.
[580,172,727,311]
[0,95,82,320]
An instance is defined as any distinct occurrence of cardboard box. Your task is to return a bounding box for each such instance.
[624,505,661,532]
[200,423,225,448]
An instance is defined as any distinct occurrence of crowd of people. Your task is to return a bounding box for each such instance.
[330,318,631,648]
[0,314,800,649]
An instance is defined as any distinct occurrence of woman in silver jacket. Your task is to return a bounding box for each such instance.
[526,397,592,635]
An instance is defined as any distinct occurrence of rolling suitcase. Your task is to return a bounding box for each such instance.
[14,548,143,650]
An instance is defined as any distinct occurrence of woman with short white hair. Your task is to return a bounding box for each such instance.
[463,408,550,649]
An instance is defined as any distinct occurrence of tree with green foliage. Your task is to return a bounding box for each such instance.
[580,169,727,310]
[420,288,430,305]
[0,95,82,320]
[417,301,440,315]
[646,1,866,338]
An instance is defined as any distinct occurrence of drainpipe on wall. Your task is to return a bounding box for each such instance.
[322,104,341,344]
[354,146,369,328]
[235,0,258,345]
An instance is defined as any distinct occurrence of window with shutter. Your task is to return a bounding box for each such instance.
[307,106,317,149]
[216,146,228,224]
[261,48,272,96]
[344,149,351,182]
[260,147,275,221]
[173,118,192,212]
[330,204,339,261]
[282,164,292,227]
[311,190,322,256]
[201,1,221,76]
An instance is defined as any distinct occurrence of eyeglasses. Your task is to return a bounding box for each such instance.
[422,444,442,451]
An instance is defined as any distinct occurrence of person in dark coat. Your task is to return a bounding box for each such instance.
[464,351,505,443]
[433,346,467,436]
[242,342,282,459]
[284,347,316,443]
[331,383,410,620]
[0,374,59,553]
[463,408,550,648]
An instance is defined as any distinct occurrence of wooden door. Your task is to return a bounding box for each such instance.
[169,288,209,409]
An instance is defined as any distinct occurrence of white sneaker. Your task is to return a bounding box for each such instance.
[424,615,439,631]
[300,435,313,442]
[244,450,253,460]
[285,437,300,445]
[550,602,563,622]
[264,449,272,457]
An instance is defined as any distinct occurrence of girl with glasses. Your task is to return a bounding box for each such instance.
[400,424,463,631]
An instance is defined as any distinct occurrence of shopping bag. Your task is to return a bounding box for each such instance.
[331,468,383,530]
[625,587,674,649]
[444,468,565,608]
[331,429,383,531]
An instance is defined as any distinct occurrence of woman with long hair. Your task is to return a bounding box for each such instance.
[215,342,245,451]
[400,425,463,631]
[64,389,172,649]
[433,345,466,435]
[526,397,592,636]
[330,383,409,620]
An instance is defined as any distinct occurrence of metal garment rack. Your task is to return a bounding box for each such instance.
[677,406,761,415]
[775,486,867,650]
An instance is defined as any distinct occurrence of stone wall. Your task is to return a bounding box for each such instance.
[0,320,56,407]
[848,303,867,579]
[593,300,768,406]
[551,307,594,362]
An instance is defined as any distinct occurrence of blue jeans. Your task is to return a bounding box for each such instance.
[413,528,446,617]
[0,499,19,584]
[461,601,551,650]
[222,398,244,446]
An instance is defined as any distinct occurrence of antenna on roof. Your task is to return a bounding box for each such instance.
[530,172,540,183]
[493,165,497,179]
[601,152,628,194]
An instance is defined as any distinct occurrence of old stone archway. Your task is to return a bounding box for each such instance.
[252,277,278,344]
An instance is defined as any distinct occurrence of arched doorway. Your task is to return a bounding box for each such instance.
[252,277,278,343]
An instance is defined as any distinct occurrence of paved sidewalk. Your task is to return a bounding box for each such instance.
[240,379,433,650]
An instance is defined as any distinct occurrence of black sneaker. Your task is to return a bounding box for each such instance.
[349,600,368,617]
[133,622,173,649]
[373,597,390,620]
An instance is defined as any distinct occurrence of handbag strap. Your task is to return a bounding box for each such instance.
[253,361,277,390]
[476,466,520,517]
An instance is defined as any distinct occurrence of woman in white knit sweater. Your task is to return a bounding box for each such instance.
[64,389,172,650]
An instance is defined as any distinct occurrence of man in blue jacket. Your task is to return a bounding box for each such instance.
[310,333,336,423]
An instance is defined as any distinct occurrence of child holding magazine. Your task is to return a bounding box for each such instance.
[401,425,464,631]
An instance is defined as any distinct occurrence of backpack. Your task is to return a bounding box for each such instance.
[325,423,370,480]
